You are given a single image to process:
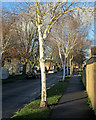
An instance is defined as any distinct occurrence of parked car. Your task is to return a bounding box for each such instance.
[32,70,39,78]
[26,70,39,79]
[48,69,57,74]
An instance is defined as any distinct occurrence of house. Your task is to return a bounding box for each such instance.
[4,58,32,74]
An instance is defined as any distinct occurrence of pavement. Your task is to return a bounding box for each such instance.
[49,72,96,120]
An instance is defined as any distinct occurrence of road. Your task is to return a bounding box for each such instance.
[2,71,63,119]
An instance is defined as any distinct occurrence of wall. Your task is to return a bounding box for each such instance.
[86,61,96,115]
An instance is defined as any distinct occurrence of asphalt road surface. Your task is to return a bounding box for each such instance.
[2,71,63,119]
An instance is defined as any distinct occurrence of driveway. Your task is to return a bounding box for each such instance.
[2,71,63,119]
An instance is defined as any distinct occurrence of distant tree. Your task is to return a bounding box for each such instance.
[49,12,90,80]
[73,49,87,66]
[45,39,61,67]
[69,39,91,69]
[2,10,39,72]
[1,10,19,66]
[15,14,39,74]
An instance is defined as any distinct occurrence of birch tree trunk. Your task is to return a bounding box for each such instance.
[58,47,63,67]
[38,24,47,107]
[63,57,66,81]
[67,57,69,76]
[70,58,72,75]
[70,56,73,76]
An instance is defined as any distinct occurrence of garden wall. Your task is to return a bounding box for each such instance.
[86,58,96,115]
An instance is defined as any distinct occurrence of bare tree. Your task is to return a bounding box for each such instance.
[69,38,92,69]
[45,39,61,68]
[21,1,93,107]
[50,13,90,80]
[1,10,20,66]
[15,14,39,74]
[1,9,39,75]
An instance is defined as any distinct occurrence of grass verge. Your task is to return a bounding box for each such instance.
[87,97,93,110]
[78,71,82,77]
[78,71,83,80]
[10,78,69,120]
[9,73,23,76]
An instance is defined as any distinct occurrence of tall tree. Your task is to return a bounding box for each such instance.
[15,14,39,74]
[23,1,93,107]
[1,10,19,66]
[2,9,39,72]
[49,12,91,80]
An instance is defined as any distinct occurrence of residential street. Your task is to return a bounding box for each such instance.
[2,71,62,119]
[1,1,96,120]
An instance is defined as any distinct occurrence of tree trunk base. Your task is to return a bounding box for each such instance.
[40,101,47,108]
[70,71,73,76]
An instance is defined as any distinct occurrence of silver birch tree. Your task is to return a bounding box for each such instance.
[23,1,93,107]
[50,13,89,80]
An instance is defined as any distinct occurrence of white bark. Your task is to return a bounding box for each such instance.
[67,57,69,76]
[70,58,72,75]
[58,46,63,67]
[63,57,66,81]
[70,56,73,75]
[38,24,47,107]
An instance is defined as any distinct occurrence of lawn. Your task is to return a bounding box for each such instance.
[10,78,69,120]
[9,73,22,76]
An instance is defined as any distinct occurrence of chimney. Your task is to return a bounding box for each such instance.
[90,46,96,57]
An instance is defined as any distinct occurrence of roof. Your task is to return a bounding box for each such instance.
[86,56,96,65]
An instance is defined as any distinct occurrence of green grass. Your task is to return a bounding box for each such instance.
[9,73,22,76]
[84,90,87,93]
[78,72,82,77]
[47,79,69,105]
[65,75,71,78]
[10,79,69,120]
[84,91,93,110]
[87,97,93,110]
[78,71,83,80]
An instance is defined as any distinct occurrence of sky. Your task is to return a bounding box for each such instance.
[1,1,96,57]
[1,0,96,2]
